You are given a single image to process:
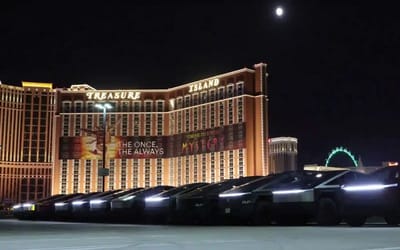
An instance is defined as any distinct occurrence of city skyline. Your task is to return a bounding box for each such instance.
[0,65,270,202]
[1,1,399,166]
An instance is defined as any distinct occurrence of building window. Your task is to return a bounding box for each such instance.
[75,102,83,113]
[121,159,127,189]
[145,114,151,136]
[177,158,182,186]
[169,113,175,134]
[63,116,70,136]
[201,92,207,104]
[209,90,216,102]
[133,114,140,136]
[133,101,141,112]
[75,115,81,136]
[109,159,115,190]
[122,101,129,112]
[219,102,224,126]
[145,100,153,112]
[193,156,198,182]
[201,106,207,129]
[97,160,103,192]
[99,113,105,128]
[110,114,116,136]
[157,114,163,135]
[202,154,207,182]
[156,100,164,112]
[227,84,234,97]
[109,101,117,112]
[218,87,225,100]
[61,160,68,194]
[122,114,128,136]
[229,150,234,179]
[210,104,215,128]
[220,152,224,181]
[62,101,71,113]
[73,160,79,193]
[85,160,91,193]
[211,153,215,183]
[192,94,198,106]
[237,82,244,95]
[133,159,139,188]
[184,95,191,108]
[176,97,183,109]
[238,98,243,123]
[177,111,182,134]
[87,115,93,129]
[193,108,198,131]
[239,149,244,177]
[185,156,190,183]
[228,100,233,124]
[169,158,175,185]
[185,110,190,132]
[156,159,162,185]
[145,159,151,187]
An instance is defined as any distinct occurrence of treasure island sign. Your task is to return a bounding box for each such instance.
[188,78,220,93]
[86,91,141,100]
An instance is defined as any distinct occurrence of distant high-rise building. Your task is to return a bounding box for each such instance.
[0,82,55,204]
[269,137,298,173]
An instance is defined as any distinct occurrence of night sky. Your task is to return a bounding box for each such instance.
[1,1,400,167]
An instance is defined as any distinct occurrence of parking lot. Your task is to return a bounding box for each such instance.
[2,219,400,250]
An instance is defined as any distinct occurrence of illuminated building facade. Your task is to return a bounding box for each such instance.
[268,137,298,173]
[0,82,55,203]
[53,63,269,193]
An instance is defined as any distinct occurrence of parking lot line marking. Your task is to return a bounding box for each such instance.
[365,247,400,250]
[21,244,132,250]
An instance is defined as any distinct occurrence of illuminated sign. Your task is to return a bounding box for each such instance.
[59,136,166,159]
[86,91,141,100]
[59,123,246,159]
[188,78,219,93]
[22,81,53,89]
[117,140,165,157]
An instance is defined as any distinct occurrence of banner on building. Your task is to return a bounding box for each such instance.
[59,123,246,159]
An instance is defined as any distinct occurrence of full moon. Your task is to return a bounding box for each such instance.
[275,7,284,17]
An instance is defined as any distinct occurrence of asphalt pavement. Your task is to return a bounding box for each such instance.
[1,219,400,250]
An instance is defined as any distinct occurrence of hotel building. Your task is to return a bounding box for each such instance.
[268,137,298,173]
[0,82,55,203]
[1,63,269,201]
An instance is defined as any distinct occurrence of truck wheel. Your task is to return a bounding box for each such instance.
[384,215,400,226]
[345,216,366,227]
[251,201,271,225]
[316,198,340,226]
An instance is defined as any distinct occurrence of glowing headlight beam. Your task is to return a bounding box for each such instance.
[122,195,136,201]
[22,203,34,208]
[72,200,86,206]
[145,196,169,202]
[272,189,307,195]
[218,192,250,198]
[54,202,67,207]
[90,199,106,205]
[12,204,22,209]
[342,183,398,192]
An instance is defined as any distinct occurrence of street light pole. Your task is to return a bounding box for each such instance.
[95,103,112,192]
